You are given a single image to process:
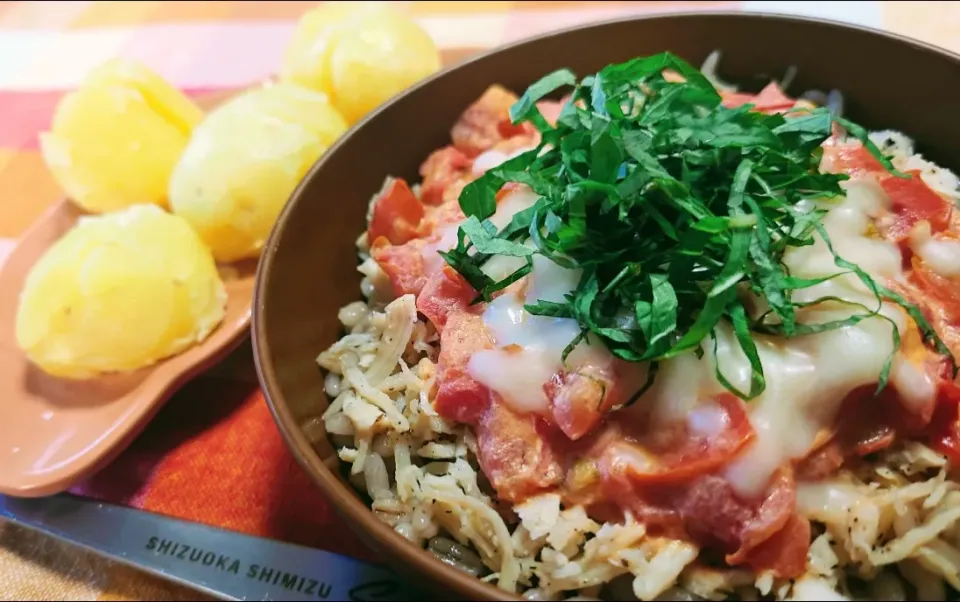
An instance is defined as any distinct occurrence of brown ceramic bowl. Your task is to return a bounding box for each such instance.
[253,11,960,601]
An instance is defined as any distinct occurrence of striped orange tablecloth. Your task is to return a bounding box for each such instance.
[1,2,958,600]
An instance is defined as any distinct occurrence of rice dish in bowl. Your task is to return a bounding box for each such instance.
[309,51,960,601]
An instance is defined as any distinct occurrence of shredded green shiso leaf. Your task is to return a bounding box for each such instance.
[439,52,955,402]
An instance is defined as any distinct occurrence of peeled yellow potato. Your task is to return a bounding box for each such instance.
[39,59,203,214]
[280,2,440,124]
[15,204,227,379]
[280,1,387,96]
[168,82,348,263]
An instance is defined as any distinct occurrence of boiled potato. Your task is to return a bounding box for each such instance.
[39,59,204,214]
[15,204,227,379]
[280,1,387,96]
[280,2,440,124]
[169,82,348,263]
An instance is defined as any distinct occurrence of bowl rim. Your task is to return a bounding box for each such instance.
[253,9,960,601]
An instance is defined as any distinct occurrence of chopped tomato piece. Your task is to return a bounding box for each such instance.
[720,91,759,109]
[939,376,960,403]
[371,238,428,297]
[937,326,960,371]
[837,386,905,446]
[739,514,811,578]
[751,82,798,112]
[694,469,798,568]
[852,423,898,456]
[547,368,613,441]
[496,115,530,140]
[720,82,797,114]
[797,347,949,480]
[909,255,960,324]
[434,369,491,425]
[823,142,952,241]
[821,142,885,177]
[603,466,805,577]
[476,402,565,502]
[416,267,477,330]
[751,82,790,103]
[797,376,938,481]
[432,311,493,424]
[588,400,801,573]
[450,85,559,159]
[795,389,901,481]
[796,421,896,481]
[366,178,425,246]
[547,360,656,442]
[928,379,960,463]
[373,207,468,300]
[881,171,953,241]
[892,317,949,430]
[536,99,565,127]
[795,440,844,481]
[419,146,473,205]
[451,84,521,156]
[895,272,960,365]
[605,394,755,485]
[606,488,687,541]
[426,197,468,231]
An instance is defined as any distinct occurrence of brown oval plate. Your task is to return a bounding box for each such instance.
[0,91,255,498]
[254,11,960,601]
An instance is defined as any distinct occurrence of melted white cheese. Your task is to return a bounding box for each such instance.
[890,353,938,415]
[795,479,861,524]
[471,145,532,176]
[791,180,905,288]
[467,255,614,415]
[644,312,900,498]
[451,176,934,499]
[642,179,928,498]
[421,226,459,274]
[489,188,540,231]
[909,220,960,278]
[686,400,730,439]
